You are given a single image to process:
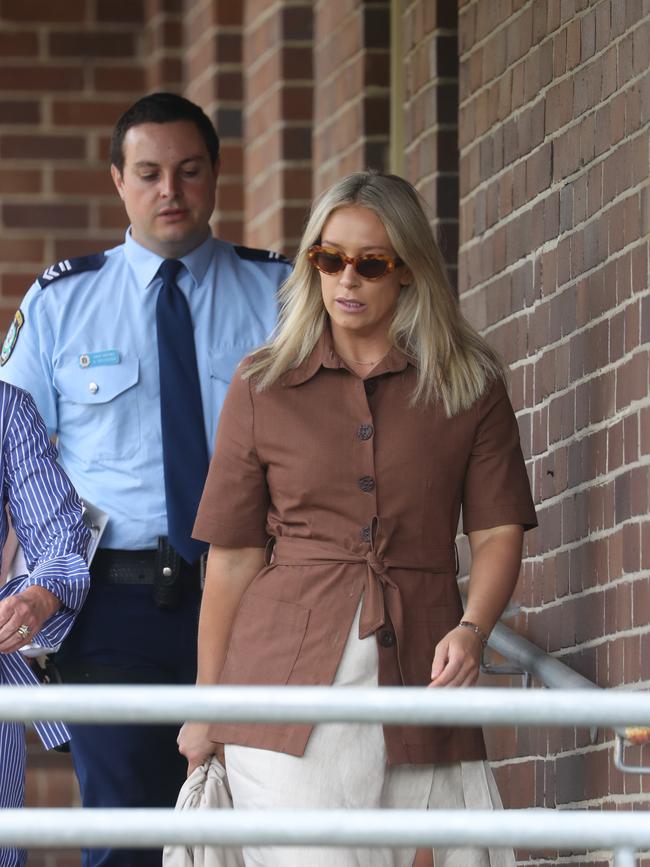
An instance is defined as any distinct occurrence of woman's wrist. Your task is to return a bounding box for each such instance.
[458,620,489,649]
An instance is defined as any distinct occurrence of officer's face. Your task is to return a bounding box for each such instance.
[111,120,218,259]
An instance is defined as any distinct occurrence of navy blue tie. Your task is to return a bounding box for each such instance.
[156,259,209,564]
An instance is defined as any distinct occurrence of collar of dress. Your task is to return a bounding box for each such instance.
[282,326,416,388]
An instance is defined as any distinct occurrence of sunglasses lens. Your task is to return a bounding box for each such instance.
[356,257,389,279]
[313,250,344,274]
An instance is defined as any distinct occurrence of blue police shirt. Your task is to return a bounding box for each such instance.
[0,230,291,551]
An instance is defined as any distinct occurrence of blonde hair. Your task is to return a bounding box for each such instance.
[244,171,504,416]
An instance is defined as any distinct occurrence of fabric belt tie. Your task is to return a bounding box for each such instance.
[156,259,209,565]
[271,520,455,684]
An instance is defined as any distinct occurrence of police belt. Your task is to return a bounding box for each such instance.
[91,543,204,588]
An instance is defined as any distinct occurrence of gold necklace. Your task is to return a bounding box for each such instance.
[340,355,380,366]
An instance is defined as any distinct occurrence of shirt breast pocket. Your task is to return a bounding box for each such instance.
[208,347,254,406]
[53,357,140,462]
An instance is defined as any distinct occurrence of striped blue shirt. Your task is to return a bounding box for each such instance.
[0,382,90,751]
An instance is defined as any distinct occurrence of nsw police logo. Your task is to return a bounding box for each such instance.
[0,309,24,367]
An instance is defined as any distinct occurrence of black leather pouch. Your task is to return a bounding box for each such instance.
[153,536,183,610]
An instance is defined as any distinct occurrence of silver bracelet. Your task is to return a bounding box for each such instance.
[459,620,489,648]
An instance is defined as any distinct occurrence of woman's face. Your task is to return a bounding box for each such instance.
[317,205,410,344]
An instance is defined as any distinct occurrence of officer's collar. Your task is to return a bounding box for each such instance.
[123,229,215,291]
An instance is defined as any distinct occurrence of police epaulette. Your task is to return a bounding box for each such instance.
[234,245,291,265]
[37,253,106,289]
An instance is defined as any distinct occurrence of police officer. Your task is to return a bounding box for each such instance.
[0,92,292,867]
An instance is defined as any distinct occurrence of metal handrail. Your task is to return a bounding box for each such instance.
[482,617,650,770]
[3,685,650,863]
[4,684,650,727]
[0,807,648,851]
[486,618,600,690]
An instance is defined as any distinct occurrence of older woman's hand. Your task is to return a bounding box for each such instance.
[428,625,483,688]
[0,586,60,654]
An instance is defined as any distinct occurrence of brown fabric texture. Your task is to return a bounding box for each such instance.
[193,330,537,764]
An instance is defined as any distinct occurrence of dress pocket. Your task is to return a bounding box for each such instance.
[220,593,310,686]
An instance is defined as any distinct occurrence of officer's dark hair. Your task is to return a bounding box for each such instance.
[110,92,220,173]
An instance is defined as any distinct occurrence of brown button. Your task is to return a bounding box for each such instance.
[364,379,377,395]
[378,629,395,648]
[358,475,375,492]
[359,525,371,542]
[357,423,374,441]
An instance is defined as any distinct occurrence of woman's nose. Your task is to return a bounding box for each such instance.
[339,262,359,288]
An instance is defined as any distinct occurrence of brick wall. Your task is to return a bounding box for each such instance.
[0,0,148,332]
[402,0,460,284]
[2,1,649,865]
[243,0,313,251]
[184,0,245,242]
[313,0,391,194]
[456,1,650,863]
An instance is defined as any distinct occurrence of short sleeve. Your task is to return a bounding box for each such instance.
[462,377,537,534]
[192,370,270,548]
[0,283,58,437]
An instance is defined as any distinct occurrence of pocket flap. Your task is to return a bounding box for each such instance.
[208,348,252,384]
[54,357,139,405]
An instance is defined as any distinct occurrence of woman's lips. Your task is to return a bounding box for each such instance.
[336,297,366,312]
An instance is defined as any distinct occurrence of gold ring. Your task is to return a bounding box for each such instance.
[17,624,31,639]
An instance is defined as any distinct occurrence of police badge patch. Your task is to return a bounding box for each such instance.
[0,309,24,366]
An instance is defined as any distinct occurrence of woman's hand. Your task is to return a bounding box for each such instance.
[177,721,215,776]
[428,625,483,687]
[0,586,60,654]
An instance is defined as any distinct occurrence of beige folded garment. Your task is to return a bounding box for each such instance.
[163,756,245,867]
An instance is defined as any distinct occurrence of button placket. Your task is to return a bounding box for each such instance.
[357,379,378,541]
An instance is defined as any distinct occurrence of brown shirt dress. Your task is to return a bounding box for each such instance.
[193,329,537,766]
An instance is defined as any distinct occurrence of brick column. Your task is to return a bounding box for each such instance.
[401,1,459,285]
[458,0,649,827]
[144,0,184,93]
[313,0,390,195]
[184,0,245,242]
[242,0,313,253]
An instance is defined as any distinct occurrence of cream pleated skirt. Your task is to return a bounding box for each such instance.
[226,604,515,867]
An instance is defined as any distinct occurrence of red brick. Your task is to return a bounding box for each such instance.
[0,31,40,57]
[0,99,41,124]
[92,66,146,93]
[1,0,85,21]
[0,168,42,194]
[0,134,86,160]
[2,203,89,230]
[0,269,30,297]
[0,238,44,262]
[52,99,133,127]
[53,237,121,260]
[48,31,137,58]
[0,66,84,91]
[53,169,115,196]
[96,0,145,22]
[98,203,128,230]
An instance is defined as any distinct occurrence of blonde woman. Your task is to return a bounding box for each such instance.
[178,172,537,867]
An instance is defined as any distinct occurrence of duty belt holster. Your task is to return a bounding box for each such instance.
[153,537,183,610]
